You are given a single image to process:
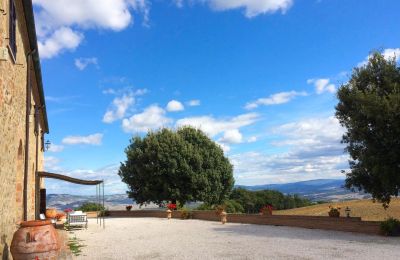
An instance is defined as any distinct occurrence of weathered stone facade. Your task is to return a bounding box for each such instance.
[0,1,48,258]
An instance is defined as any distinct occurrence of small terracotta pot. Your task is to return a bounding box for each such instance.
[45,208,57,219]
[11,220,60,260]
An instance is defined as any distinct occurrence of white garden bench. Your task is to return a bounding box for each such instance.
[67,211,88,229]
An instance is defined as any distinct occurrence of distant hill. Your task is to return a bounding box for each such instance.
[47,179,370,210]
[46,194,161,211]
[237,179,370,202]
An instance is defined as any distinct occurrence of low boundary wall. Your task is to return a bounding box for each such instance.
[107,210,381,235]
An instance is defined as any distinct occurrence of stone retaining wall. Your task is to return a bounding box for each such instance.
[107,210,381,235]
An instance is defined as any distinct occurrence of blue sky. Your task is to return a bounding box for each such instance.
[34,0,400,195]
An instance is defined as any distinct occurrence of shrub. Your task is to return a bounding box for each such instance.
[380,218,400,236]
[126,205,132,211]
[224,200,244,213]
[196,203,213,211]
[180,208,193,219]
[75,202,105,212]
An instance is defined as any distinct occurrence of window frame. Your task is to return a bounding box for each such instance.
[9,0,17,61]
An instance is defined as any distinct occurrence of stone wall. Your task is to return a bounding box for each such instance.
[106,210,382,235]
[0,1,46,258]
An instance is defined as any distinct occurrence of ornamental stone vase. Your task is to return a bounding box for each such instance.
[220,211,227,224]
[166,209,172,219]
[11,220,60,260]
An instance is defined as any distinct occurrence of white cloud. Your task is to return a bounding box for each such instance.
[103,94,135,123]
[48,144,64,153]
[176,113,258,137]
[201,0,293,18]
[187,99,200,106]
[62,133,103,145]
[122,105,172,133]
[44,156,62,172]
[230,116,348,185]
[217,142,231,153]
[307,78,336,94]
[247,136,257,143]
[358,48,400,67]
[38,27,83,59]
[166,100,185,112]
[219,129,243,144]
[245,91,307,110]
[75,57,98,70]
[33,0,149,58]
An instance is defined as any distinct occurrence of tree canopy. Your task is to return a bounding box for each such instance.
[335,51,400,207]
[118,127,234,206]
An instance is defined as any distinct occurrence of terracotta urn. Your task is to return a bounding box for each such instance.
[11,220,60,260]
[220,211,227,224]
[45,208,57,219]
[166,209,172,219]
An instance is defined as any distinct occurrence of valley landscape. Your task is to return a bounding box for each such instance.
[47,178,369,210]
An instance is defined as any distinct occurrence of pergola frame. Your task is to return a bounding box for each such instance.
[38,171,105,228]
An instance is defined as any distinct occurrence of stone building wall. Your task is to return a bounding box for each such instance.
[0,1,46,258]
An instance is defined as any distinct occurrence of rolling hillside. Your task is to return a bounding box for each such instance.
[238,179,369,202]
[274,198,400,221]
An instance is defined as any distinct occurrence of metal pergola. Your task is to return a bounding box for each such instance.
[38,171,105,228]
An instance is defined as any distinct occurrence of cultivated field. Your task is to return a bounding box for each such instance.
[275,198,400,221]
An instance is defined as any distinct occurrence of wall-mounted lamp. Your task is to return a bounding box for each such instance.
[45,140,51,151]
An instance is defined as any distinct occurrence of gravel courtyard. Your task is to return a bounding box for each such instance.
[71,218,400,260]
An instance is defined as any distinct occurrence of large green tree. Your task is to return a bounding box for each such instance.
[335,52,400,207]
[118,127,234,206]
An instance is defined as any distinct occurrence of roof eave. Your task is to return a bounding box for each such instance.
[22,0,49,133]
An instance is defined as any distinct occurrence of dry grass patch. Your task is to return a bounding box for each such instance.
[274,198,400,221]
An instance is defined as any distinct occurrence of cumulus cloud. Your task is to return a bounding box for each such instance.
[44,156,62,172]
[176,113,258,137]
[62,133,103,145]
[196,0,293,18]
[122,105,172,133]
[48,144,64,153]
[247,136,257,143]
[307,78,336,94]
[166,100,185,112]
[75,57,98,70]
[358,48,400,67]
[230,116,348,185]
[37,27,83,59]
[103,94,135,123]
[219,129,243,144]
[33,0,149,58]
[245,91,307,110]
[187,99,200,106]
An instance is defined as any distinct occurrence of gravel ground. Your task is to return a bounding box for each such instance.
[71,218,400,260]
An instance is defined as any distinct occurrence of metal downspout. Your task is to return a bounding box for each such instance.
[23,49,36,221]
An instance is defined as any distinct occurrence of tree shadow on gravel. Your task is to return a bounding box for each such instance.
[212,224,400,245]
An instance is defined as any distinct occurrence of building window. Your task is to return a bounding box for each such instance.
[9,0,17,59]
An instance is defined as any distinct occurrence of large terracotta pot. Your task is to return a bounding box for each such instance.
[11,220,60,260]
[45,208,57,219]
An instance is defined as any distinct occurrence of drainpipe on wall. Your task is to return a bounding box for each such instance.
[34,105,41,219]
[23,49,36,221]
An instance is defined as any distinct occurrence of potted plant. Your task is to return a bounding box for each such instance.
[328,206,341,217]
[215,205,225,216]
[126,205,133,211]
[260,204,274,216]
[166,203,176,219]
